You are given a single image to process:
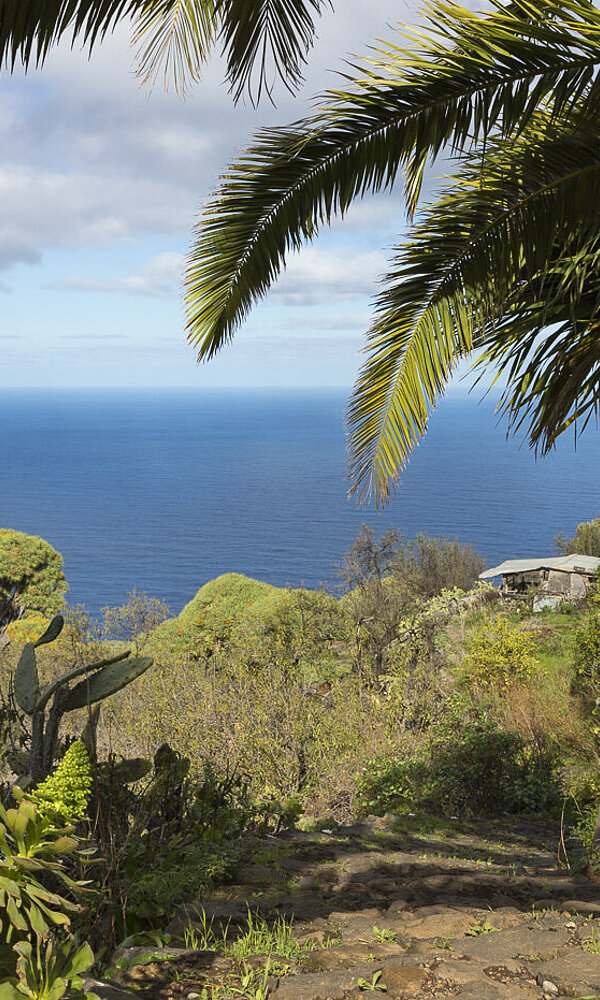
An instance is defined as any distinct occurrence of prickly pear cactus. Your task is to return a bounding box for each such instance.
[10,614,153,783]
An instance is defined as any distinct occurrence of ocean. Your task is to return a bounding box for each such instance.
[1,387,598,616]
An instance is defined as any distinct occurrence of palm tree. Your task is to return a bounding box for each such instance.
[0,0,329,102]
[184,0,600,504]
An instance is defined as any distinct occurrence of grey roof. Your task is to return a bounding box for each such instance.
[480,554,600,580]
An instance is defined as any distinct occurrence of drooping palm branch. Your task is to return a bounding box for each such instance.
[349,109,600,502]
[185,0,600,502]
[0,0,329,101]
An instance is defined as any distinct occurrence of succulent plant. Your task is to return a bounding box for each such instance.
[10,615,153,784]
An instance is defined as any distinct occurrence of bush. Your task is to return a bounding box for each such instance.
[463,616,538,689]
[392,532,486,600]
[0,529,68,617]
[573,613,600,695]
[357,722,562,818]
[87,748,254,943]
[556,517,600,557]
[356,754,427,817]
[102,589,170,654]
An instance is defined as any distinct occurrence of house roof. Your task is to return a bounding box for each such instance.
[479,554,600,580]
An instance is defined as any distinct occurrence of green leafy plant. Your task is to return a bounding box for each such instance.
[357,970,387,992]
[0,792,82,966]
[557,518,600,558]
[182,909,222,952]
[573,614,600,698]
[225,911,314,961]
[0,937,95,1000]
[357,722,561,818]
[226,962,271,1000]
[372,927,397,943]
[33,742,92,823]
[0,753,95,994]
[465,922,498,937]
[185,0,600,507]
[584,928,600,955]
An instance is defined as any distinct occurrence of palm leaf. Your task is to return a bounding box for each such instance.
[185,0,600,357]
[347,108,600,503]
[0,0,325,102]
[132,0,216,95]
[217,0,330,104]
[0,0,144,68]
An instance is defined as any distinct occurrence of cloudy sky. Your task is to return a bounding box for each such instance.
[0,0,444,388]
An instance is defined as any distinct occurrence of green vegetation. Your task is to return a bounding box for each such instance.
[0,761,95,996]
[0,529,68,621]
[183,909,319,961]
[32,741,92,821]
[463,616,539,690]
[356,721,562,819]
[0,0,326,107]
[2,612,153,783]
[557,518,600,557]
[3,523,600,993]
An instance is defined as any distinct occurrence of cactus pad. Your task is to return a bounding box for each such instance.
[63,656,153,710]
[14,643,40,714]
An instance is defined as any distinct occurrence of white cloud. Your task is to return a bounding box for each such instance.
[57,252,184,296]
[273,247,387,304]
[0,0,410,274]
[0,165,195,269]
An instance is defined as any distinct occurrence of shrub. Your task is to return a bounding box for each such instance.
[356,754,427,817]
[425,723,562,816]
[102,589,170,654]
[556,517,600,557]
[572,613,600,695]
[87,748,254,943]
[392,532,486,599]
[340,526,484,677]
[357,722,562,818]
[0,529,68,618]
[463,616,538,689]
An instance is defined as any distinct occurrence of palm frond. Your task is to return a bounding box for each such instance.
[132,0,216,95]
[476,249,600,449]
[217,0,330,105]
[0,0,144,68]
[0,0,325,103]
[347,109,600,504]
[185,0,600,358]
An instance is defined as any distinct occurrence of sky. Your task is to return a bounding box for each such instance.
[0,0,460,390]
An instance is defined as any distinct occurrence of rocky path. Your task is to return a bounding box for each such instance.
[99,814,600,1000]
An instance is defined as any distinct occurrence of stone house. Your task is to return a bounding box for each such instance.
[479,554,600,609]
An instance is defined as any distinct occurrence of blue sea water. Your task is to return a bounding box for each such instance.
[1,387,599,616]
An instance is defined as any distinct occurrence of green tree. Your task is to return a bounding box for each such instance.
[391,533,485,600]
[0,529,68,617]
[340,526,483,677]
[102,588,170,654]
[185,0,600,504]
[556,518,600,557]
[341,526,416,678]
